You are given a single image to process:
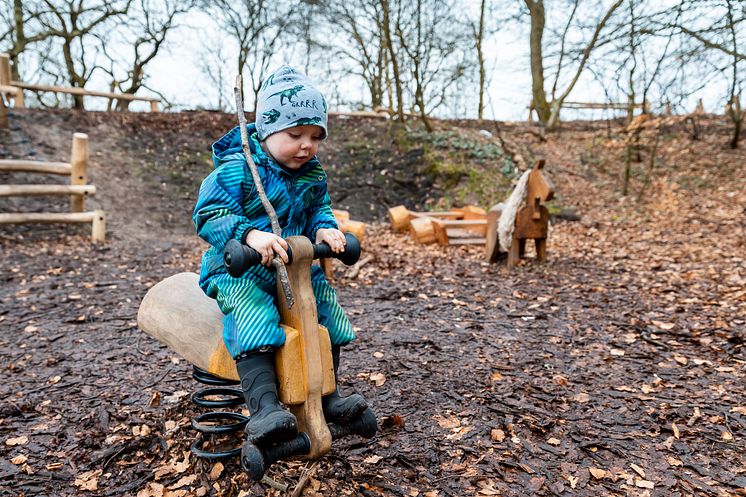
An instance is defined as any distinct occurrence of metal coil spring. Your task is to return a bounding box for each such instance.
[190,366,248,460]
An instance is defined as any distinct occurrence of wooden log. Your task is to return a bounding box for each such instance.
[0,210,106,242]
[388,204,463,231]
[432,218,449,246]
[339,219,365,242]
[0,160,71,175]
[436,219,487,236]
[409,216,436,244]
[388,205,411,231]
[332,209,350,222]
[0,211,97,224]
[70,133,88,212]
[11,81,160,103]
[451,205,487,220]
[0,184,96,197]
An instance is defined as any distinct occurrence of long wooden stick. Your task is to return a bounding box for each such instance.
[233,75,294,308]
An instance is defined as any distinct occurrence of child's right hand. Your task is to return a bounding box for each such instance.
[244,230,289,267]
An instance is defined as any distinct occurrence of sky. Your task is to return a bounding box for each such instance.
[86,7,727,122]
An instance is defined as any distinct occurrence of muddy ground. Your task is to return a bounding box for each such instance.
[0,109,744,497]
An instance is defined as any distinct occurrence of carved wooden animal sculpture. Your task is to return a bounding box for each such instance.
[137,233,376,480]
[485,160,554,269]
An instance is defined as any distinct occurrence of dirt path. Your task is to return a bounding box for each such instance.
[1,110,744,496]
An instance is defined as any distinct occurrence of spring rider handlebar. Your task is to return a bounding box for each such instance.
[223,233,376,480]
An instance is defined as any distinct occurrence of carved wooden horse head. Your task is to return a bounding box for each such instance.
[526,160,554,219]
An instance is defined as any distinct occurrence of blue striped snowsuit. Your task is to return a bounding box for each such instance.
[193,124,356,357]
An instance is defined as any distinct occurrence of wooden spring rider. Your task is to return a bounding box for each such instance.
[485,159,554,269]
[137,233,376,481]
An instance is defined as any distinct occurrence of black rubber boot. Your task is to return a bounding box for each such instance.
[322,345,368,424]
[236,350,298,446]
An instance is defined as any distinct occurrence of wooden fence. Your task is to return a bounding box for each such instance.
[0,133,106,242]
[0,53,160,114]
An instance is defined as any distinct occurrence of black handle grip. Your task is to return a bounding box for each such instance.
[224,233,362,278]
[241,433,311,481]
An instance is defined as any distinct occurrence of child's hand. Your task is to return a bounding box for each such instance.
[316,228,346,253]
[244,230,289,266]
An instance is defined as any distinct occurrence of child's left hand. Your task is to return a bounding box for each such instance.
[316,228,346,253]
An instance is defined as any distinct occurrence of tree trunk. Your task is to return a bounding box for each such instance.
[381,0,404,122]
[525,0,550,125]
[476,0,486,121]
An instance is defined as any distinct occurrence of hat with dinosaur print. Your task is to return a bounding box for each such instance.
[255,65,328,141]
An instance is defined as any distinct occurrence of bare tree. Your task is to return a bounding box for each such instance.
[319,0,387,111]
[201,0,291,112]
[96,0,195,110]
[525,0,624,132]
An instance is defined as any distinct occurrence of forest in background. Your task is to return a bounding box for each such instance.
[1,0,746,135]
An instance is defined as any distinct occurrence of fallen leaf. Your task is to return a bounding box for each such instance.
[667,457,683,467]
[547,437,561,446]
[74,469,102,491]
[364,455,383,464]
[11,455,27,465]
[673,355,688,365]
[169,474,199,489]
[568,475,578,489]
[553,375,569,387]
[589,467,606,479]
[5,436,28,446]
[652,321,675,330]
[721,431,733,441]
[369,372,386,386]
[630,463,645,478]
[209,462,224,480]
[610,348,625,356]
[490,429,505,442]
[573,393,590,403]
[635,479,654,489]
[46,462,64,471]
[672,422,680,439]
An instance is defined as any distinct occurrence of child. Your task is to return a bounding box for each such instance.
[193,65,367,446]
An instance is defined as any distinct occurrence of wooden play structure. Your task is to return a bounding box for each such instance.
[138,234,375,480]
[389,204,488,245]
[0,133,105,241]
[0,53,160,122]
[389,160,555,270]
[485,159,554,269]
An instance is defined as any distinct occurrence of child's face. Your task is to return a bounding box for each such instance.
[262,125,324,170]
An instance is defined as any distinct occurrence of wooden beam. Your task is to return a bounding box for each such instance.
[10,81,160,102]
[0,160,71,175]
[0,184,95,197]
[0,211,97,224]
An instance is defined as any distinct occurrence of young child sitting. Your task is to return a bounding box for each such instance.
[193,65,367,446]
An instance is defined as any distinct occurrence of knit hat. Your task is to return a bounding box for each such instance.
[255,65,328,141]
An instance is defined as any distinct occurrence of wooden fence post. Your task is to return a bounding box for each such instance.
[70,133,88,213]
[150,101,158,112]
[0,54,10,87]
[92,209,106,242]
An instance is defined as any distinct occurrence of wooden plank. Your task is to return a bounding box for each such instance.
[0,184,95,197]
[449,238,486,245]
[0,211,96,224]
[0,160,71,175]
